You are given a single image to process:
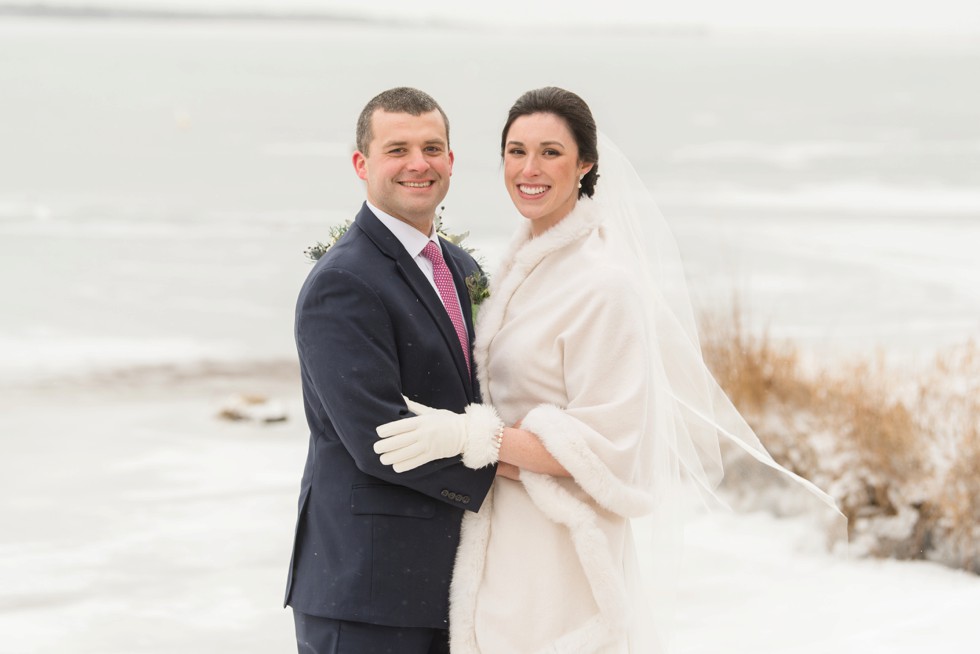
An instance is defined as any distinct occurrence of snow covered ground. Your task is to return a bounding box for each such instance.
[2,366,978,653]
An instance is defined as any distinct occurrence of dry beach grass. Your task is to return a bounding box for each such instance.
[701,305,980,573]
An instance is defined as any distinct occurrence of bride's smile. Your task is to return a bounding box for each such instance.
[516,184,549,196]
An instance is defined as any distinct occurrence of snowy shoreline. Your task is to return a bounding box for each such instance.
[2,364,979,652]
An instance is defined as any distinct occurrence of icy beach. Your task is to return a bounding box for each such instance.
[3,365,980,652]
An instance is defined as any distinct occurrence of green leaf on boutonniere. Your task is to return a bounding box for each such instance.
[437,208,491,319]
[465,269,490,323]
[465,270,490,306]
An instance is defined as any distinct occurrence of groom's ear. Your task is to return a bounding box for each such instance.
[353,150,368,181]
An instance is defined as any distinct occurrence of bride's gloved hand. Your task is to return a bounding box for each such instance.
[374,397,503,472]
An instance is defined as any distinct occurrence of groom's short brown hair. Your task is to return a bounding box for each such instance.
[355,87,451,154]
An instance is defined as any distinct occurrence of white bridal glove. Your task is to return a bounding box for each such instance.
[374,397,503,472]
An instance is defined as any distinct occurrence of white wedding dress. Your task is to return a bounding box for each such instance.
[449,199,662,653]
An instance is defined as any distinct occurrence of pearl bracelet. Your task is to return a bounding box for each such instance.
[492,420,505,458]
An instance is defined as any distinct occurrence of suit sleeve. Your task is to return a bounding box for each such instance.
[296,265,495,510]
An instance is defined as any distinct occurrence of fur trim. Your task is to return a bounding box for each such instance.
[449,490,494,653]
[522,472,630,653]
[521,405,656,518]
[462,403,504,469]
[473,200,603,402]
[449,477,629,654]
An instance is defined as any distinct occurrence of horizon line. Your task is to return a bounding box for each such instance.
[1,2,977,37]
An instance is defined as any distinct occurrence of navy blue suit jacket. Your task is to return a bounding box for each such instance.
[285,203,496,629]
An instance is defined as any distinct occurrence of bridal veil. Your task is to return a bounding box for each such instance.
[593,133,848,652]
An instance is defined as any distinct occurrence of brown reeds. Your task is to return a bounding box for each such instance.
[701,304,980,573]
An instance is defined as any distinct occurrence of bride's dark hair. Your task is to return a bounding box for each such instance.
[501,87,599,199]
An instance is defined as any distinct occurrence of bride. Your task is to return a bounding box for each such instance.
[374,86,843,653]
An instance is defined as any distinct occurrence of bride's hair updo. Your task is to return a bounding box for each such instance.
[501,87,599,199]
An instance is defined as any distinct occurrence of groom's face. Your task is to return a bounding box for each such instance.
[353,109,454,233]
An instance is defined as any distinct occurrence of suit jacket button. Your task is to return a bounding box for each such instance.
[448,491,458,500]
[441,489,450,497]
[462,496,471,504]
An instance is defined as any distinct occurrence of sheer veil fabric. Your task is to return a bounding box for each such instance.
[591,133,848,651]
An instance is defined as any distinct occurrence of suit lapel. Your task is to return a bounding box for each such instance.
[354,205,474,399]
[395,256,474,398]
[442,243,477,382]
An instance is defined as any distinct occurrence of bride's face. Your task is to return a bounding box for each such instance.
[503,112,593,236]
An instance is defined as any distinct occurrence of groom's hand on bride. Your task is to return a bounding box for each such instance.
[374,397,503,473]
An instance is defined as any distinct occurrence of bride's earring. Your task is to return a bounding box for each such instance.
[578,174,584,189]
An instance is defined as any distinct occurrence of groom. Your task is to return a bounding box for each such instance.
[285,87,496,653]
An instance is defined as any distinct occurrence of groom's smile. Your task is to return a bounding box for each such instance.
[399,180,435,189]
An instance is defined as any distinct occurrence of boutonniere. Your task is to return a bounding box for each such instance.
[433,209,491,320]
[464,269,490,313]
[304,207,491,317]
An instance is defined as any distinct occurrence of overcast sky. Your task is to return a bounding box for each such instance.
[7,0,980,33]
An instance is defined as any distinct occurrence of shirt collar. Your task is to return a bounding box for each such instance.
[367,201,440,259]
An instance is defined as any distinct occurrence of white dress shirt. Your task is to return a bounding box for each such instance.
[367,202,468,336]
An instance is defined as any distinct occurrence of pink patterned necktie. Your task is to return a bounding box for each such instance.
[421,241,471,374]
